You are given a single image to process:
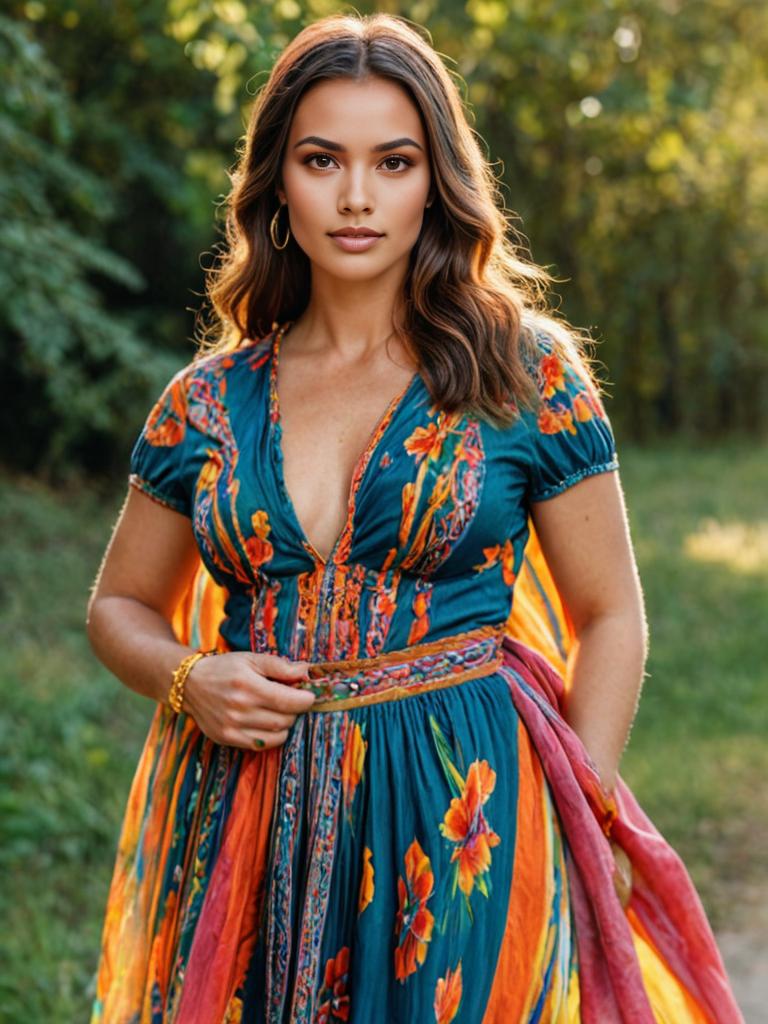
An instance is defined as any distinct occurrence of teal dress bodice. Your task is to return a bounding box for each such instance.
[129,323,619,661]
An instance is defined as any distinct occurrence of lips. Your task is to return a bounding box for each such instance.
[329,228,383,237]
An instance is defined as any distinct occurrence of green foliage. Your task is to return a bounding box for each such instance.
[0,473,152,1020]
[0,15,180,475]
[2,1,768,476]
[417,0,768,435]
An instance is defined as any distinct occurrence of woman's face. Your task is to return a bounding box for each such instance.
[277,75,433,282]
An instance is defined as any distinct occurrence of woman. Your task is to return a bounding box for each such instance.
[86,13,742,1023]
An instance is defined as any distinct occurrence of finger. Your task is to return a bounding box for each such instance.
[247,653,310,681]
[255,675,317,713]
[245,709,298,732]
[246,728,290,751]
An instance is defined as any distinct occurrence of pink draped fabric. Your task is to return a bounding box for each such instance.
[501,636,743,1024]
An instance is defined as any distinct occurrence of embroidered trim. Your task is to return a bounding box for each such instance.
[301,622,505,712]
[128,473,189,515]
[530,456,620,502]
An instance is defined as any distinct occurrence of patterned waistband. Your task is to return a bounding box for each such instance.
[299,623,506,713]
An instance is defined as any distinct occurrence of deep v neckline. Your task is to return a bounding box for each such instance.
[268,321,420,566]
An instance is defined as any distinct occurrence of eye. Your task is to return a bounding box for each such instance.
[381,155,413,172]
[304,153,337,170]
[302,153,414,173]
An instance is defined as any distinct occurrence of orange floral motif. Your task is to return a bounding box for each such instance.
[316,946,350,1023]
[539,353,566,399]
[433,961,463,1023]
[537,405,577,436]
[473,539,516,586]
[399,480,419,548]
[403,421,445,463]
[440,760,501,898]
[394,838,435,981]
[358,846,374,914]
[572,392,596,422]
[146,377,187,446]
[407,584,432,645]
[341,721,367,816]
[244,509,274,568]
[197,451,222,493]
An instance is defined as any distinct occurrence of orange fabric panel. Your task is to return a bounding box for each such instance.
[481,717,549,1023]
[176,748,281,1022]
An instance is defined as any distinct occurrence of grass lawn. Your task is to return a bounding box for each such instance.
[0,441,765,1020]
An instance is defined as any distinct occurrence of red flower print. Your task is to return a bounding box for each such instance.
[499,540,516,586]
[244,509,274,568]
[572,392,595,423]
[440,760,501,898]
[539,353,565,398]
[358,846,374,914]
[537,404,577,435]
[394,838,435,981]
[473,539,516,586]
[407,584,432,645]
[404,421,445,463]
[341,721,367,816]
[434,960,463,1023]
[316,946,350,1023]
[146,378,187,446]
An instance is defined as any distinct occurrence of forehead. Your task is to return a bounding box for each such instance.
[288,76,425,143]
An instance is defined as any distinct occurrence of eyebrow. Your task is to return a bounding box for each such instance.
[293,135,424,153]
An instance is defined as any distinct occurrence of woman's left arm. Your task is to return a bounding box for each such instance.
[530,469,649,794]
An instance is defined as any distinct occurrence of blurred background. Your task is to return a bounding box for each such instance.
[0,1,766,1019]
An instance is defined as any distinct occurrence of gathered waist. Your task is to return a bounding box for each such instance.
[296,623,506,713]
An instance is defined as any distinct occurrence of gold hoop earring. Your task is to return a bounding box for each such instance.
[270,204,291,250]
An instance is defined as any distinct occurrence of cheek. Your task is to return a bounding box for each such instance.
[283,169,324,219]
[384,176,431,232]
[394,181,428,211]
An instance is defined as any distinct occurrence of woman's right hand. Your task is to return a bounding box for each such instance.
[182,651,317,750]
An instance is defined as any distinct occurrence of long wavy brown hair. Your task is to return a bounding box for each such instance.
[197,12,606,426]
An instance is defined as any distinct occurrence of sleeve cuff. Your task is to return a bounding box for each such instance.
[128,474,191,516]
[530,456,620,502]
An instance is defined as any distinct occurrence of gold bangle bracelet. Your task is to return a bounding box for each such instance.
[167,649,218,714]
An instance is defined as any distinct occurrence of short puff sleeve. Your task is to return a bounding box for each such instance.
[525,334,619,502]
[128,368,193,517]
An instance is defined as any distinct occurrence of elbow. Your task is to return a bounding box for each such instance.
[574,596,649,659]
[85,591,116,655]
[85,592,102,651]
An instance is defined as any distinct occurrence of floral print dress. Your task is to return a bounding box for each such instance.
[89,323,742,1024]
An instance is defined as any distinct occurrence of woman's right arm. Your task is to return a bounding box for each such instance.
[86,486,316,749]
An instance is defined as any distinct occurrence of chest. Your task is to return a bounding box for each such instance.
[185,348,535,584]
[276,363,417,562]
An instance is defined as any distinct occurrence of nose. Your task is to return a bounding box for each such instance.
[337,165,374,215]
